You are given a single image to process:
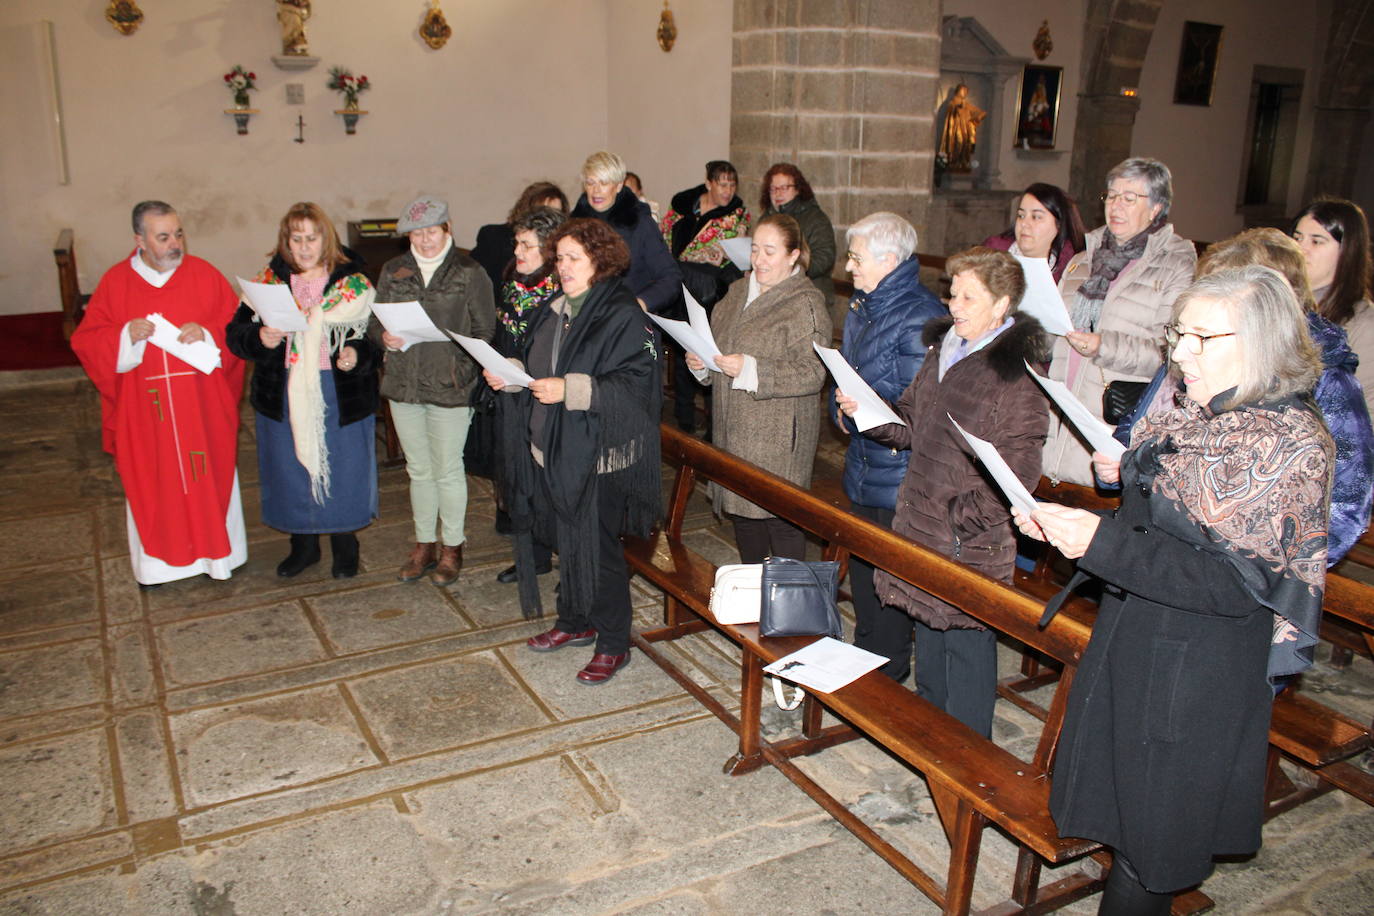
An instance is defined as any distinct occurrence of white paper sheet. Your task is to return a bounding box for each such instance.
[146,312,221,374]
[948,415,1038,516]
[445,331,534,387]
[719,236,752,271]
[1012,255,1075,336]
[236,277,309,332]
[371,300,450,352]
[1024,362,1127,459]
[813,343,906,432]
[649,290,724,373]
[763,637,889,694]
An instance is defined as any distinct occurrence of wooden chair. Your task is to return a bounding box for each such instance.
[53,229,90,339]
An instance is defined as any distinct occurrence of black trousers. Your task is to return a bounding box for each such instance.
[1099,853,1173,916]
[550,483,633,655]
[848,503,917,683]
[673,347,709,432]
[729,514,807,564]
[913,620,998,738]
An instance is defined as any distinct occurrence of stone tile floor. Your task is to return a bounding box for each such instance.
[0,368,1371,914]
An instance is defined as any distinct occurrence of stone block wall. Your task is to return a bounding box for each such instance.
[731,0,944,303]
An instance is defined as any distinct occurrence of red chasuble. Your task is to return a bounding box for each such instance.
[72,254,244,566]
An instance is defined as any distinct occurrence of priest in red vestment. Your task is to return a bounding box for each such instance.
[71,201,247,585]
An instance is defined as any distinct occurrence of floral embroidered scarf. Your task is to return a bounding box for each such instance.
[1134,393,1334,679]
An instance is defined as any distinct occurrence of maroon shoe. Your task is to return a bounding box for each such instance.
[526,627,596,652]
[576,652,631,685]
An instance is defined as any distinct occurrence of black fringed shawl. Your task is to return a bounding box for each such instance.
[1132,392,1334,680]
[499,277,662,618]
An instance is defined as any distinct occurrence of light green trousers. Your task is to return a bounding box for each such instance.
[387,401,472,546]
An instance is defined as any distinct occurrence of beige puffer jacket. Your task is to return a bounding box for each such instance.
[1042,223,1196,485]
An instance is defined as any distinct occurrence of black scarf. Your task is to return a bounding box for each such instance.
[500,277,662,617]
[1071,213,1167,330]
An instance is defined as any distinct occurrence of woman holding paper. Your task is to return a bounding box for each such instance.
[1013,266,1333,912]
[980,183,1085,284]
[685,213,830,562]
[837,247,1048,737]
[484,218,661,685]
[226,202,378,578]
[1042,158,1196,486]
[372,195,495,587]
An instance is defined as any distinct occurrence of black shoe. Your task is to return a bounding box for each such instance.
[330,532,359,578]
[496,561,552,584]
[277,534,321,577]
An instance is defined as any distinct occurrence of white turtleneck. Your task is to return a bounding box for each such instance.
[412,235,453,285]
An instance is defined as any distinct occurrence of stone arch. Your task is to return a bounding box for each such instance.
[1303,0,1374,203]
[1067,0,1169,223]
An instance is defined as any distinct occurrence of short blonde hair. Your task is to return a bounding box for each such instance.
[1198,228,1318,314]
[1172,266,1322,407]
[581,151,627,186]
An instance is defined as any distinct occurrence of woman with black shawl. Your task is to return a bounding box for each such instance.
[484,218,661,685]
[1015,266,1334,913]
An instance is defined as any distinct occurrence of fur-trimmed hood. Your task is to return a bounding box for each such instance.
[921,312,1048,382]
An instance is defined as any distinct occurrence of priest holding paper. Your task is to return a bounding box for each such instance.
[837,248,1047,737]
[72,201,246,586]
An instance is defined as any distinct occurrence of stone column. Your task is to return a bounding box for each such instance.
[731,0,943,301]
[1068,94,1141,226]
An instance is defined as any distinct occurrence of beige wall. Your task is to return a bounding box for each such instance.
[3,0,733,317]
[1133,0,1326,243]
[942,0,1328,244]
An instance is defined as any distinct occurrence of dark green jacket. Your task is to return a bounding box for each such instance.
[371,246,495,406]
[775,196,837,297]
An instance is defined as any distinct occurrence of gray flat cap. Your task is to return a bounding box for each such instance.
[397,195,449,234]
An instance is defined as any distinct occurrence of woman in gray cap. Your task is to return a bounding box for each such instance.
[371,195,496,586]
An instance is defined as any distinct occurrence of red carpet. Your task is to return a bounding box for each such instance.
[0,312,82,371]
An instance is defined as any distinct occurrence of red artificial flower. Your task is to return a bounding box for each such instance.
[248,72,256,80]
[224,74,232,81]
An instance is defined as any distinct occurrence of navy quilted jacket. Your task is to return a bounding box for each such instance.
[833,257,946,508]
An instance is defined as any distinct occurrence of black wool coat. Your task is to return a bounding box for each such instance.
[571,187,682,316]
[1049,440,1278,893]
[224,250,380,426]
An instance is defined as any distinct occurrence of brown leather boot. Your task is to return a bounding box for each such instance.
[397,542,437,582]
[430,544,463,587]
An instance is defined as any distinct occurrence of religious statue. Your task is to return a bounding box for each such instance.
[277,0,312,56]
[939,83,987,173]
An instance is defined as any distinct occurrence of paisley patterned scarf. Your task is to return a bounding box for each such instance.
[1134,393,1333,679]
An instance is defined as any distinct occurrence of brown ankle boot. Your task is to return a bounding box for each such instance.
[398,542,437,582]
[430,544,463,586]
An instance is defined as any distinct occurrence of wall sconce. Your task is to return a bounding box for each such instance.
[1120,87,1139,98]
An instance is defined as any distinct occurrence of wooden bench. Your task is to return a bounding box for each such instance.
[626,426,1183,915]
[53,228,91,339]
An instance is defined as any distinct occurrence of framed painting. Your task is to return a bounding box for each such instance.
[1173,21,1223,106]
[1014,64,1062,150]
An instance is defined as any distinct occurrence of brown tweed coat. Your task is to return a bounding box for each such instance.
[703,271,830,519]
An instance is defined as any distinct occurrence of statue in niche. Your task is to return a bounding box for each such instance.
[276,0,312,56]
[939,83,987,173]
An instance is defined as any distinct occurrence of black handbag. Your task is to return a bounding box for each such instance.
[1102,379,1149,426]
[758,557,843,639]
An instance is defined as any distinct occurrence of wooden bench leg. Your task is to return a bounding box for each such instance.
[939,793,985,916]
[724,649,766,775]
[1329,645,1354,669]
[801,693,823,739]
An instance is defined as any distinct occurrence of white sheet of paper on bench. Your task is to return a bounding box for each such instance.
[948,414,1039,516]
[236,276,308,332]
[1024,362,1127,460]
[445,331,535,387]
[763,637,889,694]
[649,312,722,372]
[719,236,752,271]
[371,300,450,352]
[813,343,906,432]
[1013,255,1075,336]
[145,312,221,374]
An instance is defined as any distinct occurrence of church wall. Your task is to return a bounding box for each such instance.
[605,0,735,209]
[4,1,734,318]
[938,0,1328,247]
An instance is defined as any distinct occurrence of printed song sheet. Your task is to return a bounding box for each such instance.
[371,300,450,351]
[1024,362,1127,459]
[146,312,221,374]
[948,415,1038,515]
[1013,255,1074,336]
[236,277,308,332]
[763,637,889,693]
[446,331,535,387]
[813,343,905,432]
